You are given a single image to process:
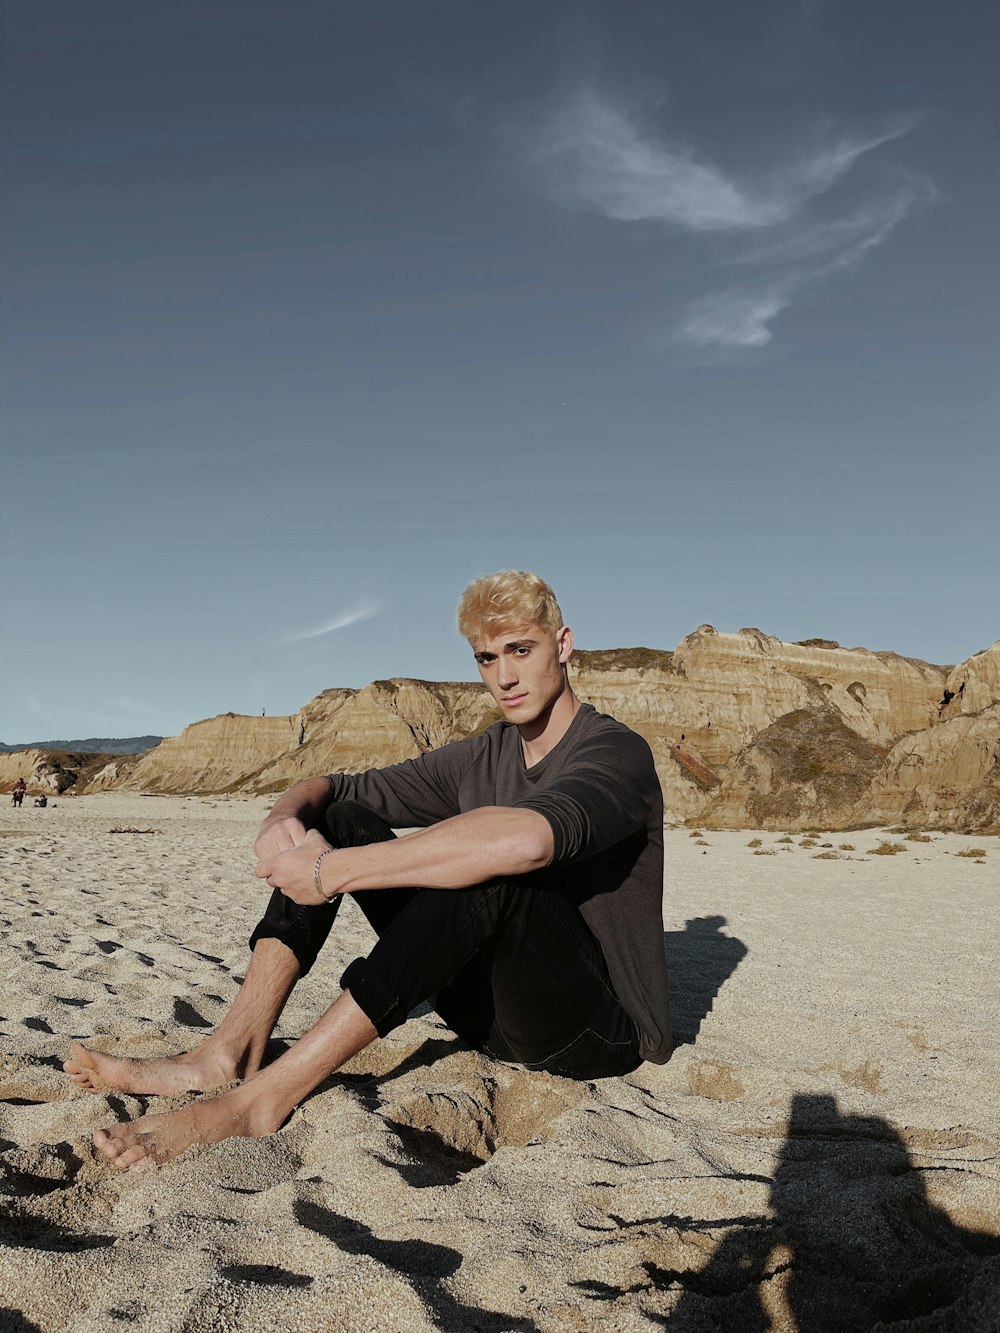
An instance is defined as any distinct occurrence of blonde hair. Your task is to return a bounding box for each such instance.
[457,571,564,644]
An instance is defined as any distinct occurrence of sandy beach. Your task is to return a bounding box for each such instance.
[1,794,997,1330]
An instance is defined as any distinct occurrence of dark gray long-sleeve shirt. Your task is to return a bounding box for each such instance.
[327,702,671,1064]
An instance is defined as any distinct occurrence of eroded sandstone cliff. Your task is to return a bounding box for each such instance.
[1,750,119,796]
[860,703,1000,832]
[78,629,1000,833]
[117,714,305,795]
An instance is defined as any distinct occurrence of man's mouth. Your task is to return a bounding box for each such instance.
[501,693,527,707]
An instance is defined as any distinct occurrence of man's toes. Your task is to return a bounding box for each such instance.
[93,1127,129,1161]
[65,1061,100,1092]
[94,1127,161,1170]
[116,1143,156,1172]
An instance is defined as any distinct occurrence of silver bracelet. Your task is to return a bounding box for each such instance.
[313,849,337,902]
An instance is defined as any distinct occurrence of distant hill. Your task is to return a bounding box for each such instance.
[0,735,162,756]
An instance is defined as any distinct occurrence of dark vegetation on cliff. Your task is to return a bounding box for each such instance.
[744,707,888,828]
[0,736,162,755]
[572,648,676,673]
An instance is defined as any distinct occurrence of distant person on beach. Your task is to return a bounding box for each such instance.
[34,794,48,808]
[11,778,26,807]
[65,571,671,1170]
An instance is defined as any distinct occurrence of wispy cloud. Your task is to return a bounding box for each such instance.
[679,179,936,348]
[282,598,383,644]
[524,91,932,349]
[679,286,797,350]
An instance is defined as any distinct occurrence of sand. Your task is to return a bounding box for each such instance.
[1,794,998,1331]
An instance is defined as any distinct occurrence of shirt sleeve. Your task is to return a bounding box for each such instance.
[514,730,654,864]
[327,734,484,828]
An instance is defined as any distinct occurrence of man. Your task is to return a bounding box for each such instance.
[65,571,671,1170]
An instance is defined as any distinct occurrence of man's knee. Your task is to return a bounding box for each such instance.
[323,800,396,849]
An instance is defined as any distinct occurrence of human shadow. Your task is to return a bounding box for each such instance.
[665,915,748,1045]
[663,1092,1000,1330]
[0,1310,44,1332]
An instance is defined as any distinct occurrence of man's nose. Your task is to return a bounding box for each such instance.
[498,660,519,689]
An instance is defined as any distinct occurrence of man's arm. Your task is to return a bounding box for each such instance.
[254,806,554,905]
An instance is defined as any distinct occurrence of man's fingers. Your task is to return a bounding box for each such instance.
[254,858,273,879]
[253,817,308,861]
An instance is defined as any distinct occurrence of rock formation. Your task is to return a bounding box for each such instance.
[116,713,307,795]
[701,705,888,831]
[860,703,1000,832]
[69,629,1000,834]
[115,684,499,796]
[0,750,118,796]
[569,633,950,828]
[939,642,1000,720]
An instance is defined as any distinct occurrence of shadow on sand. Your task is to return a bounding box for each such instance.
[661,1092,1000,1330]
[665,915,748,1046]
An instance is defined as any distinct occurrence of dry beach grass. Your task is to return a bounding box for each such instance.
[1,795,998,1330]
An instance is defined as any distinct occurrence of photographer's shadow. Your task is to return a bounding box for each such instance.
[665,915,748,1046]
[666,1092,1000,1329]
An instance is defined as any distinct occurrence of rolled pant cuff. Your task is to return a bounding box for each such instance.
[341,957,408,1037]
[248,901,339,978]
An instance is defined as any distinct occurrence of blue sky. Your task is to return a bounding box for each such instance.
[3,1,997,741]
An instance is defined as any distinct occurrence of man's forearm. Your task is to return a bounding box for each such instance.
[263,776,334,828]
[319,806,554,896]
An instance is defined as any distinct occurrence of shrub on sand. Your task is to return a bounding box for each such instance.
[868,841,907,856]
[813,851,840,860]
[906,832,932,843]
[753,848,776,856]
[776,835,794,844]
[839,844,855,852]
[747,837,763,848]
[955,848,987,859]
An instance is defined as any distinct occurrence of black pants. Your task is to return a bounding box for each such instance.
[249,801,641,1080]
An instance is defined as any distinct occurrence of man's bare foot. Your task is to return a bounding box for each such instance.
[92,1080,288,1171]
[64,1040,241,1097]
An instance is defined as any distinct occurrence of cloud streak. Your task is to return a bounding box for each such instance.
[282,598,383,644]
[530,92,915,233]
[525,91,931,349]
[678,179,936,348]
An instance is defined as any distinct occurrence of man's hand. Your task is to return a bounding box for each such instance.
[255,828,336,906]
[254,815,310,862]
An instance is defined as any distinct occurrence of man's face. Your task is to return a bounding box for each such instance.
[472,621,573,726]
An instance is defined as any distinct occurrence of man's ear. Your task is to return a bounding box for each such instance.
[557,626,574,664]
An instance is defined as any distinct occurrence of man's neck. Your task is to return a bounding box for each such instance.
[517,682,581,767]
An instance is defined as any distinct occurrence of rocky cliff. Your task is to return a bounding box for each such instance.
[940,642,1000,720]
[861,703,1000,833]
[114,684,500,796]
[1,750,119,796]
[116,714,307,795]
[76,628,1000,833]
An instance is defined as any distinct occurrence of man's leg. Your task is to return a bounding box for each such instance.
[65,801,391,1097]
[92,986,378,1170]
[342,880,640,1080]
[65,937,301,1095]
[89,812,637,1168]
